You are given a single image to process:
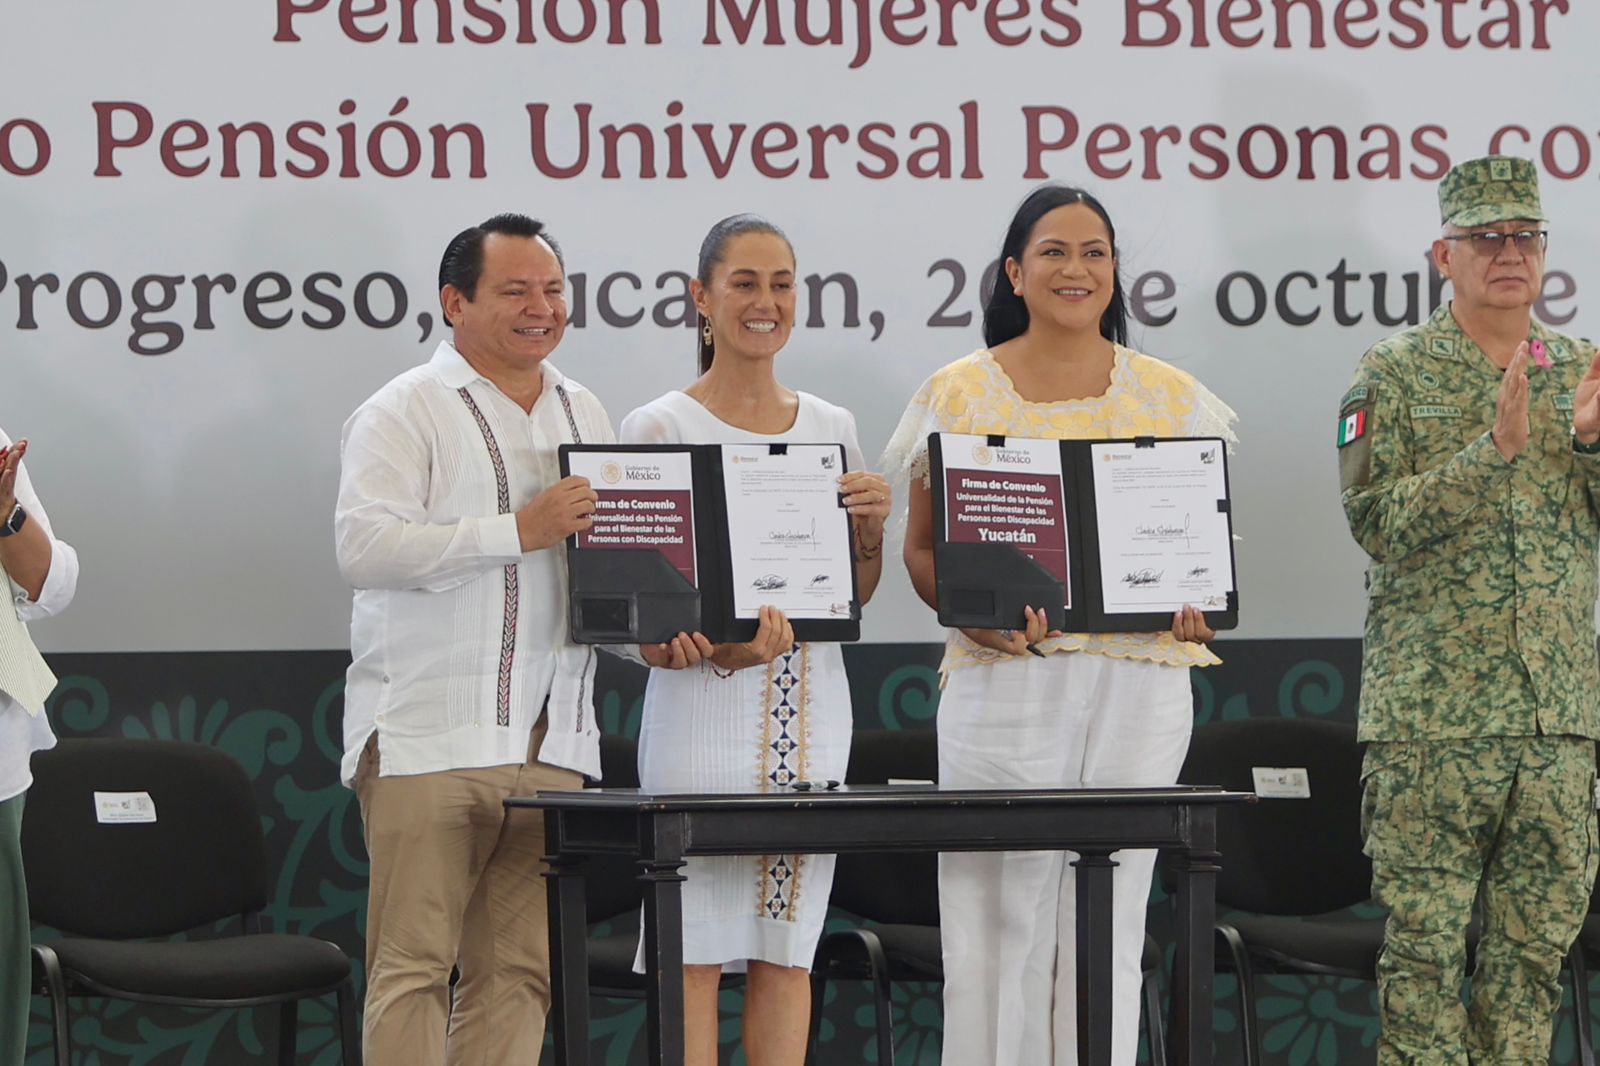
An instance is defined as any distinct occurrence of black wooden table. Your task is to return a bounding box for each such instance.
[510,784,1252,1066]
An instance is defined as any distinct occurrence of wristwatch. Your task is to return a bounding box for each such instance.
[1574,434,1600,455]
[0,503,25,538]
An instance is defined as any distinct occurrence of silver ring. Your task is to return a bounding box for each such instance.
[999,628,1015,641]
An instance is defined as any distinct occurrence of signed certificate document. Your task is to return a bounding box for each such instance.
[720,444,855,620]
[564,450,698,585]
[1088,439,1235,614]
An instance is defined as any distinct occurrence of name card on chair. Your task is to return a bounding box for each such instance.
[94,791,157,823]
[1251,767,1311,799]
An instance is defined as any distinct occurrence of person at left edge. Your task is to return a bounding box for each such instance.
[0,434,78,1066]
[335,213,615,1065]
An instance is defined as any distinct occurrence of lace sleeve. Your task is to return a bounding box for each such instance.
[882,382,940,490]
[908,448,931,489]
[1187,378,1240,453]
[879,377,944,561]
[1184,378,1243,541]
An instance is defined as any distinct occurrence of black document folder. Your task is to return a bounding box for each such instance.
[561,443,861,645]
[567,548,701,643]
[934,540,1068,632]
[929,432,1238,634]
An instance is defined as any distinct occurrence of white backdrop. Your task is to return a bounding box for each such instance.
[3,1,1597,652]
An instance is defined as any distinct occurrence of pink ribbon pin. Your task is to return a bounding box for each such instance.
[1531,339,1552,369]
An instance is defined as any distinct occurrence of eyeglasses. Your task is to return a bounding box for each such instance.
[1442,229,1548,256]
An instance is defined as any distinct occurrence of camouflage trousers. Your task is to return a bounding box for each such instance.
[1362,735,1598,1066]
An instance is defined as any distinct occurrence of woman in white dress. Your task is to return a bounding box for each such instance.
[621,214,891,1066]
[883,185,1235,1066]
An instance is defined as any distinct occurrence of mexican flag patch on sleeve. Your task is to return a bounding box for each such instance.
[1337,409,1368,447]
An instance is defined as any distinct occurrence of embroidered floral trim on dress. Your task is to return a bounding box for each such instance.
[755,644,810,923]
[939,630,1220,683]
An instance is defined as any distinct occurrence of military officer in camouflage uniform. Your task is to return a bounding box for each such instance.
[1339,156,1600,1064]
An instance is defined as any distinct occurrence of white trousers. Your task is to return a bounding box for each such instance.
[937,653,1195,1066]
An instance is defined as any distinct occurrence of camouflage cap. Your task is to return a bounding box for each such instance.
[1438,155,1546,227]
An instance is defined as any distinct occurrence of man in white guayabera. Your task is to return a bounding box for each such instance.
[336,213,615,1065]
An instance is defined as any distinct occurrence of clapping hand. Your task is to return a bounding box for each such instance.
[1493,342,1532,462]
[1573,347,1600,446]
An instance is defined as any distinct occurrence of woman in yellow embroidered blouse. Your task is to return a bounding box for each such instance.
[883,184,1236,1066]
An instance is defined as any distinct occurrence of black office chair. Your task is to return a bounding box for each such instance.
[1177,718,1379,1066]
[24,738,360,1066]
[583,734,650,996]
[1186,719,1596,1066]
[807,729,941,1066]
[808,729,1169,1066]
[580,734,742,999]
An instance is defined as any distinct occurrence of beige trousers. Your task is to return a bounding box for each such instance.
[355,718,583,1066]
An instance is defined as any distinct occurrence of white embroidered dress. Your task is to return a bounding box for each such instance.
[621,390,863,972]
